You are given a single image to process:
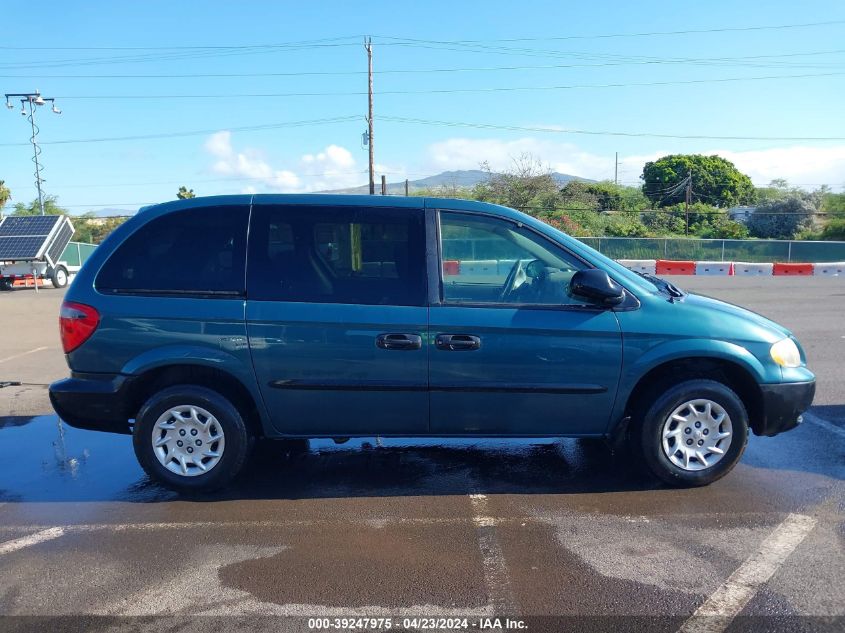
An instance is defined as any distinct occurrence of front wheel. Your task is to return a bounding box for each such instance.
[133,385,251,493]
[637,379,749,487]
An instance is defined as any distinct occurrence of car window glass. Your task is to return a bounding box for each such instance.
[248,205,426,306]
[96,205,248,295]
[440,211,586,306]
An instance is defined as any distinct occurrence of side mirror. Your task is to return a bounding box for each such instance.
[570,269,625,307]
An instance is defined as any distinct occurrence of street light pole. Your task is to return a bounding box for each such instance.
[4,90,62,216]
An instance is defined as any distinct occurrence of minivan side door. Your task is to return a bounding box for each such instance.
[429,210,623,435]
[246,203,429,436]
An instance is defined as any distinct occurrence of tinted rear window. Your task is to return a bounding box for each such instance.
[248,205,426,306]
[96,205,248,295]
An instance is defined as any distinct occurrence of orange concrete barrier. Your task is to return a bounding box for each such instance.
[442,260,460,275]
[655,259,696,275]
[11,277,46,288]
[772,263,814,276]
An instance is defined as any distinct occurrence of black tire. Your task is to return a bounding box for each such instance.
[637,379,749,487]
[133,385,251,493]
[50,265,69,289]
[0,278,12,291]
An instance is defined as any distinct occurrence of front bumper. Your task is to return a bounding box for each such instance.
[755,379,816,437]
[49,372,133,435]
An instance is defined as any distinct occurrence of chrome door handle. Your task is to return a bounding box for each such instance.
[435,334,481,351]
[376,333,422,351]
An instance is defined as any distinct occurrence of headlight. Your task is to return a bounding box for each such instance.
[770,338,801,368]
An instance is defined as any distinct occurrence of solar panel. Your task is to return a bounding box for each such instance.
[0,216,74,262]
[0,215,61,238]
[46,221,74,264]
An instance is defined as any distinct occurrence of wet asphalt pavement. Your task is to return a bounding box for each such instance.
[0,278,842,632]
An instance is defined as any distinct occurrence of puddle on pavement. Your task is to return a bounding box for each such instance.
[3,412,833,505]
[0,415,647,503]
[0,415,167,503]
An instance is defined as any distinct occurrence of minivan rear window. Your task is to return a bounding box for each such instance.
[248,205,426,306]
[96,205,248,296]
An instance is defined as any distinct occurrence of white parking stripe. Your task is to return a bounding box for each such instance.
[0,346,49,365]
[469,493,516,612]
[804,412,845,440]
[677,513,817,633]
[0,527,65,556]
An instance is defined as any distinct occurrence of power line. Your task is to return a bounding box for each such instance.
[3,48,842,78]
[2,111,840,149]
[380,115,845,141]
[0,116,360,147]
[45,71,845,100]
[0,35,364,51]
[375,20,845,45]
[4,20,841,53]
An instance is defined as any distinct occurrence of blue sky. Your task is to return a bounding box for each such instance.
[1,0,844,212]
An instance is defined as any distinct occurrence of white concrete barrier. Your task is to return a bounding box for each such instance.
[733,262,774,276]
[618,259,657,274]
[497,259,517,275]
[695,261,732,275]
[813,262,845,276]
[460,260,498,276]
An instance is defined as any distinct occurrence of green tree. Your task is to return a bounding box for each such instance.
[472,155,560,211]
[177,186,195,199]
[0,180,10,210]
[641,154,754,208]
[820,219,845,240]
[820,191,845,216]
[747,197,816,239]
[12,196,68,216]
[72,213,129,244]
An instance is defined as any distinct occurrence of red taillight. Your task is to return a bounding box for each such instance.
[59,301,100,353]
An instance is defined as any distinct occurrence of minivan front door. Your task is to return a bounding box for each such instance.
[429,210,623,436]
[246,202,429,436]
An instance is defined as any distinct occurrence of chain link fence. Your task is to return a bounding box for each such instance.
[577,237,845,263]
[59,241,98,267]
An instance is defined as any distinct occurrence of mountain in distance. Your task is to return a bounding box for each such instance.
[322,169,593,195]
[69,207,138,218]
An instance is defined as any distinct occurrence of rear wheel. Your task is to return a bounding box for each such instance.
[637,379,749,487]
[133,385,251,493]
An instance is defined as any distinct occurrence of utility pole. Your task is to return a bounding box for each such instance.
[614,152,618,185]
[381,175,387,195]
[4,90,61,215]
[365,37,375,195]
[684,170,692,236]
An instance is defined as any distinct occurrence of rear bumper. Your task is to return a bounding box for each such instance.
[755,379,816,437]
[49,372,133,435]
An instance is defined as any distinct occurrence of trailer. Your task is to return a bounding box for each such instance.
[0,215,79,291]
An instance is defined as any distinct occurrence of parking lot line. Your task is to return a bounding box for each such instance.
[0,345,49,365]
[0,527,65,556]
[469,493,516,613]
[804,411,845,440]
[677,513,817,633]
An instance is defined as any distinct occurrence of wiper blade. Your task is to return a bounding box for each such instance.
[634,271,685,298]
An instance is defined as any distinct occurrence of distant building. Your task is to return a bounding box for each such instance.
[728,206,756,224]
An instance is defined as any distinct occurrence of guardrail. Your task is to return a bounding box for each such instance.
[577,237,845,263]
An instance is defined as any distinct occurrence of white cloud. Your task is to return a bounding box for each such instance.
[707,146,845,188]
[424,137,845,189]
[203,133,365,192]
[204,131,233,158]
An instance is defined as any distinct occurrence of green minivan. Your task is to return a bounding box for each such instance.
[49,195,815,492]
